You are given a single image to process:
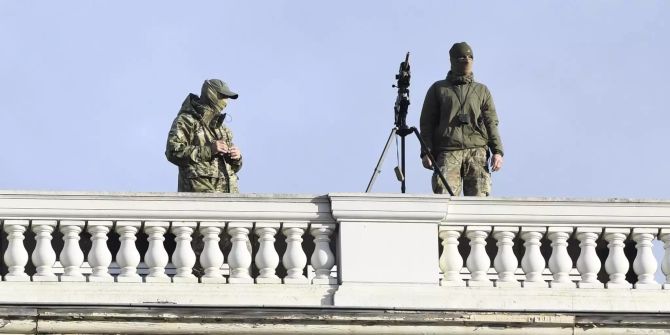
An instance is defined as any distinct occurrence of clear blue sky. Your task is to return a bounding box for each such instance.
[1,1,668,198]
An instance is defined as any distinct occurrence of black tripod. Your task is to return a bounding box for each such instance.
[366,53,454,196]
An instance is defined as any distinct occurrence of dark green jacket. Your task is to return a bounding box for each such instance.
[419,75,504,156]
[165,94,242,192]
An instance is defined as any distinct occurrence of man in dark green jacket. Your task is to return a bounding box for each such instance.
[166,79,243,192]
[419,42,504,196]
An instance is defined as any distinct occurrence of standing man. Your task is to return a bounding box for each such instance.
[419,42,504,196]
[166,79,243,193]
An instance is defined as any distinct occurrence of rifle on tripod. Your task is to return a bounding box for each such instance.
[366,53,454,196]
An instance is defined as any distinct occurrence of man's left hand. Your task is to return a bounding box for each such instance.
[491,153,503,172]
[228,146,242,160]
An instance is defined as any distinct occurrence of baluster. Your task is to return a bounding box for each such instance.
[59,220,85,282]
[31,220,58,281]
[228,222,253,284]
[492,227,519,287]
[439,226,465,287]
[604,228,631,289]
[283,222,309,284]
[660,229,670,289]
[115,221,141,282]
[547,227,574,288]
[576,227,603,288]
[144,221,170,283]
[3,220,30,281]
[200,222,226,283]
[310,223,337,285]
[87,221,114,282]
[171,222,198,283]
[521,227,547,288]
[255,222,281,284]
[466,226,492,287]
[632,228,661,289]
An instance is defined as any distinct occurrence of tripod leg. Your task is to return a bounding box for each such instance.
[401,134,406,193]
[410,127,455,196]
[366,128,397,192]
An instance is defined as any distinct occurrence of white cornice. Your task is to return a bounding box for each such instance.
[328,193,449,223]
[0,191,333,223]
[2,191,669,227]
[445,197,670,227]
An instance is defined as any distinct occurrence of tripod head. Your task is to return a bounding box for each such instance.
[393,52,411,130]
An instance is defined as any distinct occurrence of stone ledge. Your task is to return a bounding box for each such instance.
[334,284,670,313]
[1,306,670,335]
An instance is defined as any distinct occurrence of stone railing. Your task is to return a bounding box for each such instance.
[0,191,338,307]
[1,191,670,313]
[439,197,670,289]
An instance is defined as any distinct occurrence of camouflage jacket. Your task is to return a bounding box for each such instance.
[419,74,504,156]
[165,94,242,192]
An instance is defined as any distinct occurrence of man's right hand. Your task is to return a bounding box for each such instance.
[211,140,229,155]
[422,155,433,169]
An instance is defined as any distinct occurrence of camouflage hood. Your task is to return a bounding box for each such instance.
[178,93,205,119]
[178,93,220,127]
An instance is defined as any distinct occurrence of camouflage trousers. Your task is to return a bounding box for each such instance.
[431,147,491,196]
[178,176,239,193]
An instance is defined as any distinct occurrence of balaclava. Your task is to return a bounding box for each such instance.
[200,80,229,127]
[447,42,474,84]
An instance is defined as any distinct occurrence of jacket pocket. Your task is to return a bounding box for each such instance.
[185,164,218,178]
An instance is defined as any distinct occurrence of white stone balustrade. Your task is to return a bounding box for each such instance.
[31,220,57,281]
[547,226,574,288]
[227,221,253,284]
[310,223,337,284]
[115,221,142,282]
[255,222,281,284]
[283,222,309,284]
[3,219,30,281]
[59,220,85,282]
[465,226,492,287]
[171,221,198,283]
[604,228,631,288]
[520,227,546,287]
[632,228,661,289]
[1,192,670,315]
[662,228,670,289]
[576,227,603,288]
[200,222,227,284]
[87,221,114,282]
[493,227,518,287]
[439,226,465,287]
[144,221,170,283]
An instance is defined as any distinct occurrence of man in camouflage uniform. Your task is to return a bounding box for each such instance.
[166,79,243,193]
[420,42,504,196]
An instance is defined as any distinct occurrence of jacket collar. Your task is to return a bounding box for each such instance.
[446,71,474,85]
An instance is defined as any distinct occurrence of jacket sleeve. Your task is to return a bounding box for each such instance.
[419,83,440,155]
[223,127,243,173]
[165,115,213,167]
[481,87,504,156]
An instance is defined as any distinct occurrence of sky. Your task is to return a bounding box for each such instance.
[1,1,669,199]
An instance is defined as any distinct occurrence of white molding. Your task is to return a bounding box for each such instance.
[334,284,670,313]
[445,197,670,227]
[0,192,333,223]
[329,193,449,223]
[0,282,335,307]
